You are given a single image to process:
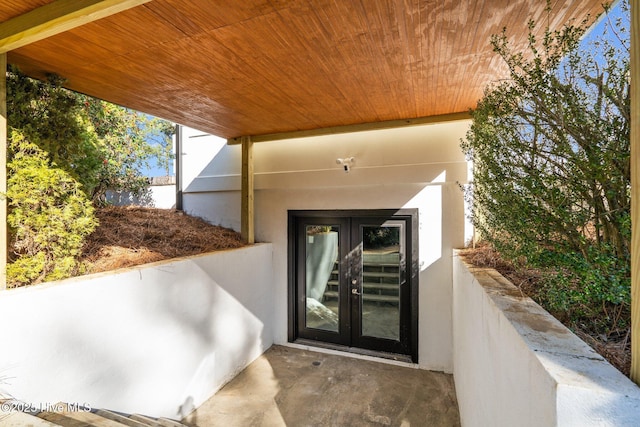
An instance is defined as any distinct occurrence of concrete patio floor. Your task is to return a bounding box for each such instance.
[184,345,460,427]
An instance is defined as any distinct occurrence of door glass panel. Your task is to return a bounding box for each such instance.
[305,225,340,332]
[361,225,401,340]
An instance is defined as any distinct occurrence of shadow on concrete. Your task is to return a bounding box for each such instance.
[185,345,460,427]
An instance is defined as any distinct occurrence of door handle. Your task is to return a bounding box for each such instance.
[351,279,360,295]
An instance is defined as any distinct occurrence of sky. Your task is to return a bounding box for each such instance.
[143,118,176,178]
[582,0,627,47]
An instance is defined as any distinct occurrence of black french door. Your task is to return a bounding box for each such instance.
[288,210,418,362]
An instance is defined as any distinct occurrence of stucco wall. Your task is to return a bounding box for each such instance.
[0,244,274,419]
[452,252,640,426]
[181,122,472,372]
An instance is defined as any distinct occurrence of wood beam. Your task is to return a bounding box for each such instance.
[241,136,254,244]
[631,0,640,385]
[0,0,151,54]
[227,112,472,145]
[0,53,6,289]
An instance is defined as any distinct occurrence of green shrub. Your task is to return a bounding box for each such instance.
[3,67,174,287]
[7,68,103,195]
[6,130,98,287]
[461,3,631,332]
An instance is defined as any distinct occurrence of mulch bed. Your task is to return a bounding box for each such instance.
[81,206,246,273]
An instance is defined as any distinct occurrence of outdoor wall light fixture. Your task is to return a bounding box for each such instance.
[336,157,355,173]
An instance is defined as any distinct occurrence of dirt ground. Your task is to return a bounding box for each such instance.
[81,206,246,274]
[458,244,631,378]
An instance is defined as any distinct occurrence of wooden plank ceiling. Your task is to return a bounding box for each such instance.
[2,0,605,139]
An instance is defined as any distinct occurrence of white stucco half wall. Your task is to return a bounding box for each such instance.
[181,121,472,372]
[0,244,274,419]
[452,252,640,427]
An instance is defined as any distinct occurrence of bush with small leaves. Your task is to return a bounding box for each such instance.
[461,2,630,333]
[6,130,98,287]
[3,68,174,287]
